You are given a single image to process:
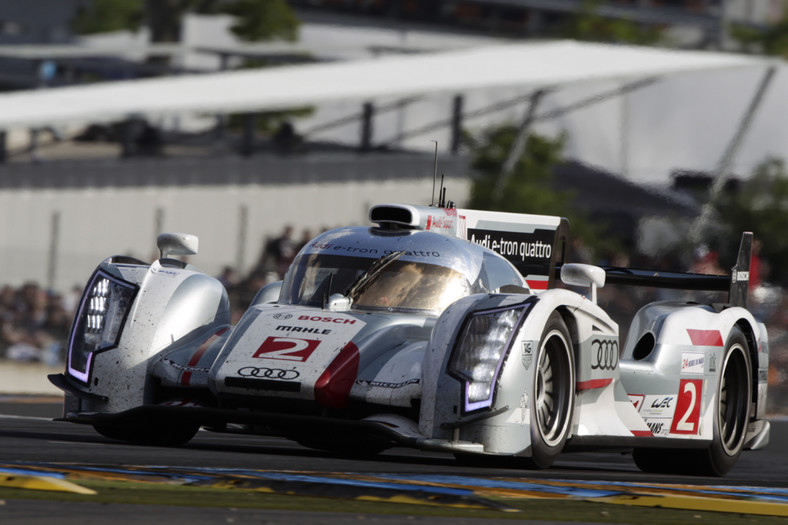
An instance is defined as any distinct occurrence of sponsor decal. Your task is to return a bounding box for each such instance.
[522,341,533,370]
[275,324,332,335]
[150,266,179,277]
[591,339,619,371]
[467,227,557,283]
[506,391,530,425]
[468,231,552,262]
[681,352,705,375]
[650,396,673,409]
[629,395,645,411]
[306,242,441,259]
[272,313,292,320]
[732,271,750,283]
[162,358,210,374]
[237,366,300,380]
[426,214,456,232]
[632,394,677,437]
[670,378,703,435]
[708,352,717,373]
[298,315,357,325]
[687,329,723,347]
[383,249,441,258]
[356,378,420,389]
[308,242,380,255]
[638,395,675,417]
[253,336,321,362]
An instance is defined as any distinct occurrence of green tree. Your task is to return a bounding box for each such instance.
[71,0,144,35]
[71,0,299,43]
[222,0,299,42]
[561,0,664,45]
[465,124,614,261]
[712,158,788,285]
[731,10,788,57]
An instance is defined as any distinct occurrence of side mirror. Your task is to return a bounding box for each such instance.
[157,232,199,260]
[561,263,605,304]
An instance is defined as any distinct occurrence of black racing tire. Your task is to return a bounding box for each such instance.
[701,326,752,475]
[523,312,575,469]
[94,420,200,447]
[634,326,752,476]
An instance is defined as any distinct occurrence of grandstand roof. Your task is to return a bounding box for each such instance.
[0,39,771,130]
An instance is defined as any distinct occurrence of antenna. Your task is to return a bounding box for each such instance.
[430,140,438,206]
[439,175,446,208]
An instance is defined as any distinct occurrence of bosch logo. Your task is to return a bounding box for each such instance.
[591,339,619,371]
[272,313,293,320]
[298,315,356,324]
[237,367,300,380]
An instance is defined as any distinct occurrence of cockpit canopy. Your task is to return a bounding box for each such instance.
[279,227,526,315]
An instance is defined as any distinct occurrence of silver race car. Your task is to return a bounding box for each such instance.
[50,203,769,475]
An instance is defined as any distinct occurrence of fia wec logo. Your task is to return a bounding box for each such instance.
[253,336,321,362]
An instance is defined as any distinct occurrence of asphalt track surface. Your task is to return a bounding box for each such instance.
[1,398,786,524]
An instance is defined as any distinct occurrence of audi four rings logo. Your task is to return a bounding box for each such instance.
[272,313,293,320]
[591,339,619,370]
[237,366,300,380]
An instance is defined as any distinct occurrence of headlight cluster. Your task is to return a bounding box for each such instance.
[448,303,531,413]
[67,270,137,383]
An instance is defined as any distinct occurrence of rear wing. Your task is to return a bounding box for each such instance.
[369,204,570,291]
[592,232,754,308]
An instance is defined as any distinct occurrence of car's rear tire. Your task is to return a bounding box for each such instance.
[634,326,752,476]
[94,420,199,446]
[523,312,575,469]
[700,326,752,475]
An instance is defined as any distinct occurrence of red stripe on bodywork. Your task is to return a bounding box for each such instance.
[180,346,208,386]
[576,378,613,391]
[631,430,654,437]
[314,342,360,410]
[687,329,723,347]
[181,328,228,386]
[526,279,549,291]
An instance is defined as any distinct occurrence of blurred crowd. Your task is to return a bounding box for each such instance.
[1,231,786,414]
[0,282,79,367]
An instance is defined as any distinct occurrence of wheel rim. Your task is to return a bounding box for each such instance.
[718,344,750,456]
[536,329,573,447]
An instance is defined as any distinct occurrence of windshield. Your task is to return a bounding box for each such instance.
[280,253,473,314]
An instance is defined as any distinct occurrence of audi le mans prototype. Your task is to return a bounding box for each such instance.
[50,203,769,475]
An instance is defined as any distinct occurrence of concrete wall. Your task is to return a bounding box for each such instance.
[0,153,471,292]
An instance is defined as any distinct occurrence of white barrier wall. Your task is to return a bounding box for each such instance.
[0,157,470,293]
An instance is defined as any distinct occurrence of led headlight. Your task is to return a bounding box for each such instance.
[67,270,138,383]
[448,303,531,413]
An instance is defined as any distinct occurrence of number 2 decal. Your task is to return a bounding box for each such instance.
[253,336,321,362]
[670,378,703,435]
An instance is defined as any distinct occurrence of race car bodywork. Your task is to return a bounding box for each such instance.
[50,204,769,475]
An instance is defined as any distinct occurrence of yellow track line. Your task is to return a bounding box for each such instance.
[593,494,788,517]
[0,473,96,495]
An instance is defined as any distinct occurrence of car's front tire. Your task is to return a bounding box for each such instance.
[523,312,575,469]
